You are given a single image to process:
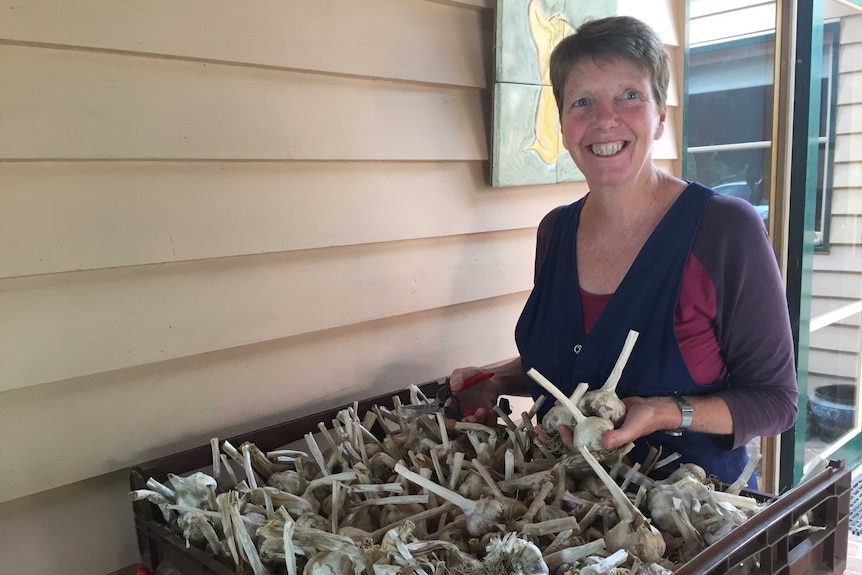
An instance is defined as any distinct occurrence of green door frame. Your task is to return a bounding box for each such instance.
[783,0,862,489]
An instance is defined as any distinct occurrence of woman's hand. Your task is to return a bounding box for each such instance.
[601,396,686,449]
[446,366,502,427]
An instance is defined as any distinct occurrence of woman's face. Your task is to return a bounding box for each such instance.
[559,57,666,189]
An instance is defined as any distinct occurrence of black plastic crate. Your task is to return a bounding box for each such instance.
[130,383,850,575]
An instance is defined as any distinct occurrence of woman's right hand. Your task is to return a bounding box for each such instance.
[447,366,503,427]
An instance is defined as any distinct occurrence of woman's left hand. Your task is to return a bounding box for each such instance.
[601,396,678,449]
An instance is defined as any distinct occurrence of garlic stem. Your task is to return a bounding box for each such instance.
[370,502,456,540]
[304,471,358,494]
[527,395,547,420]
[522,482,554,522]
[471,458,504,499]
[283,514,297,575]
[435,412,449,450]
[242,444,259,490]
[602,329,639,394]
[304,432,330,477]
[266,449,309,459]
[331,481,340,533]
[358,495,430,507]
[520,516,580,536]
[543,539,606,570]
[394,463,476,514]
[220,454,238,484]
[581,549,628,575]
[711,490,759,510]
[570,382,590,404]
[527,368,586,424]
[727,452,761,495]
[430,449,447,486]
[578,445,637,522]
[222,440,244,465]
[146,478,175,501]
[449,452,465,491]
[317,422,341,459]
[210,438,221,480]
[349,483,404,494]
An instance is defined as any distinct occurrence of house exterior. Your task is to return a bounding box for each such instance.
[3,1,859,573]
[0,2,682,573]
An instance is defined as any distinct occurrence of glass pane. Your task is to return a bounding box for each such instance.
[686,27,775,219]
[802,11,862,474]
[685,1,778,487]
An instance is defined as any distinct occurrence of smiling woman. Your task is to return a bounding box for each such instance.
[447,15,799,487]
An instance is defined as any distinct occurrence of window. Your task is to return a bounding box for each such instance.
[686,24,839,250]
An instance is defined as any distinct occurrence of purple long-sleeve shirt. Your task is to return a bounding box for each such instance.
[535,192,798,450]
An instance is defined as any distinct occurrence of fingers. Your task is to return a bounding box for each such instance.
[448,367,482,392]
[601,429,630,450]
[557,424,576,452]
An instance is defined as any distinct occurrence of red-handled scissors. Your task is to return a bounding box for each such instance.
[400,371,510,421]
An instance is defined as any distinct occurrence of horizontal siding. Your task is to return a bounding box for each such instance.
[835,134,862,163]
[814,244,862,271]
[0,45,487,161]
[838,71,862,106]
[824,214,862,244]
[690,0,773,19]
[811,297,862,326]
[424,0,493,9]
[831,187,862,214]
[812,269,862,299]
[809,347,861,380]
[839,43,862,73]
[810,322,862,356]
[1,229,536,393]
[842,14,862,44]
[0,472,138,575]
[836,104,862,134]
[0,293,526,503]
[834,162,862,187]
[0,0,490,88]
[0,161,577,279]
[689,2,775,45]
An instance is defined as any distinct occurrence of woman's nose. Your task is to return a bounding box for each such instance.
[593,102,619,126]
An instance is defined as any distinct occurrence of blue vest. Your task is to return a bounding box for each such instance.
[515,183,751,485]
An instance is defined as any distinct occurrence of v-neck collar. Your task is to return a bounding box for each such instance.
[569,183,698,346]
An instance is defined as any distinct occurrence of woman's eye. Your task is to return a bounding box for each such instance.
[623,91,639,100]
[572,98,588,108]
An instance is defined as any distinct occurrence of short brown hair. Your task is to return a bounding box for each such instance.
[549,16,670,118]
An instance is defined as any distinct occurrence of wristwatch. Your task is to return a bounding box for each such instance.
[665,395,693,437]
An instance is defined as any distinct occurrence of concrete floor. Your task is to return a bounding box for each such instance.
[846,532,862,574]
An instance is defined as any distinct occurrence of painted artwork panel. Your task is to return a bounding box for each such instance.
[493,83,557,187]
[492,0,616,187]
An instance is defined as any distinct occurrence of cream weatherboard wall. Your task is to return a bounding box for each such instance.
[0,2,683,573]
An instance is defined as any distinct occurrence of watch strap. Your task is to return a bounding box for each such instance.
[665,395,693,436]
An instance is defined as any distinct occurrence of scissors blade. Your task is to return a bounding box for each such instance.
[399,403,444,417]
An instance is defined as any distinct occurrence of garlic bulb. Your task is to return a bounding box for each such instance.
[482,533,549,575]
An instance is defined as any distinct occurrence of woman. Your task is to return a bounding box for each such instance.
[450,16,797,485]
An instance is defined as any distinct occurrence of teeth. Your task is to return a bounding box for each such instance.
[591,142,624,156]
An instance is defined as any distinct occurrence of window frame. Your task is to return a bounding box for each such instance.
[685,23,840,252]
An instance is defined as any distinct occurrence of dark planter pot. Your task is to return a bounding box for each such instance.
[808,384,857,441]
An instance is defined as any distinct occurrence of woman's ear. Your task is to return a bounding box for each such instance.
[654,104,667,140]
